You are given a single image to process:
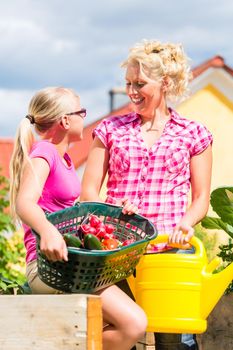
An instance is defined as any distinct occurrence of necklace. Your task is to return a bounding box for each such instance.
[146,127,160,132]
[142,111,171,132]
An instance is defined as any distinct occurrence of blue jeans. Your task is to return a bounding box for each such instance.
[154,332,198,350]
[116,248,199,350]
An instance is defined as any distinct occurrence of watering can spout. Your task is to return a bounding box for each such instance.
[201,259,233,319]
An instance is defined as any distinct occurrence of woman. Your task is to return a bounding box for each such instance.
[9,86,147,350]
[80,40,213,349]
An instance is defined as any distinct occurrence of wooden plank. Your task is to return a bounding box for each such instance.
[136,333,155,350]
[0,294,101,350]
[87,296,102,350]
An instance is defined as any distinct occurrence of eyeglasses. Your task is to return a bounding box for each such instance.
[66,108,87,119]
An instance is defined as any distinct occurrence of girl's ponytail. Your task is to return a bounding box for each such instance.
[9,118,35,222]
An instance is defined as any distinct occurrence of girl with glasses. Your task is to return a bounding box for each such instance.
[9,86,147,350]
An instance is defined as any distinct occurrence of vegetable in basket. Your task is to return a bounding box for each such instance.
[77,212,133,250]
[84,233,103,250]
[63,233,83,248]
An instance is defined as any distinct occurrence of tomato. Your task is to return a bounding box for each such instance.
[104,223,115,234]
[88,226,97,234]
[102,238,119,250]
[89,214,102,227]
[80,224,96,235]
[96,222,105,230]
[95,226,107,239]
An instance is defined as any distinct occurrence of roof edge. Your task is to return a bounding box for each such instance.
[192,55,233,78]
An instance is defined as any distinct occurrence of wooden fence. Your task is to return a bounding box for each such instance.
[0,294,102,350]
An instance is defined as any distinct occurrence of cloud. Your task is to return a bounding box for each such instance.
[0,0,232,136]
[0,85,111,137]
[0,89,33,137]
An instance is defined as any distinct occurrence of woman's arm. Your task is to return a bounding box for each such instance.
[16,157,68,262]
[169,144,212,245]
[80,137,138,214]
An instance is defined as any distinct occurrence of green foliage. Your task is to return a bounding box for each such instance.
[0,170,26,294]
[201,186,233,293]
[194,223,217,260]
[218,240,233,263]
[0,173,15,232]
[217,239,233,293]
[0,274,24,294]
[202,187,233,238]
[0,230,26,285]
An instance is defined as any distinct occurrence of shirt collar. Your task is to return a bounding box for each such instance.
[168,108,187,127]
[128,108,186,125]
[126,108,188,134]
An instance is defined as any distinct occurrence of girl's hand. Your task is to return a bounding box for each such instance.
[168,222,194,248]
[40,228,68,262]
[119,198,139,215]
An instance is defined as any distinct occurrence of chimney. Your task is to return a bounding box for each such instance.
[109,87,127,111]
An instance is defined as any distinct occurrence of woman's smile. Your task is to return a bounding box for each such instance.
[130,96,144,105]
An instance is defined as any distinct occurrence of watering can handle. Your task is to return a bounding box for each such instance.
[149,234,205,256]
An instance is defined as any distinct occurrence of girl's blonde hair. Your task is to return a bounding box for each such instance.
[121,39,192,101]
[9,86,78,222]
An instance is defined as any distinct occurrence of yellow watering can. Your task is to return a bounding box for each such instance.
[127,235,233,334]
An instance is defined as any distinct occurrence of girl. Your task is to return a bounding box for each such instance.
[9,86,147,350]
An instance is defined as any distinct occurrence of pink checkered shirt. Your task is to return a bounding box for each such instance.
[93,108,213,234]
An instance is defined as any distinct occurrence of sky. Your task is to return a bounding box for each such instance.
[0,0,232,137]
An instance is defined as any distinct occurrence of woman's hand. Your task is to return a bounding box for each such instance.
[119,198,139,215]
[168,222,194,248]
[40,227,68,262]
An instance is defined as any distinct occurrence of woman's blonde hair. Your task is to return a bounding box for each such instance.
[9,86,78,222]
[121,39,192,101]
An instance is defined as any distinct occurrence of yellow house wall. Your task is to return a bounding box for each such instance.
[177,84,233,192]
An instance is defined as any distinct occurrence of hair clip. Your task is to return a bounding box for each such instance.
[151,49,162,54]
[25,114,35,124]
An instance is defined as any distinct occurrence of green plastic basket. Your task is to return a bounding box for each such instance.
[35,202,157,294]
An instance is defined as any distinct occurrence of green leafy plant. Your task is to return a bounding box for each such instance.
[0,173,15,233]
[194,223,217,261]
[0,274,24,294]
[0,170,26,294]
[0,229,26,285]
[217,239,233,293]
[201,187,233,238]
[201,186,233,292]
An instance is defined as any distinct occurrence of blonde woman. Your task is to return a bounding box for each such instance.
[80,40,213,349]
[9,86,147,350]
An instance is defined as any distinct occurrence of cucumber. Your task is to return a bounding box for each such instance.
[63,233,83,248]
[84,234,103,250]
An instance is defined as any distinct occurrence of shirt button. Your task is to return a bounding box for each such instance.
[142,168,147,175]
